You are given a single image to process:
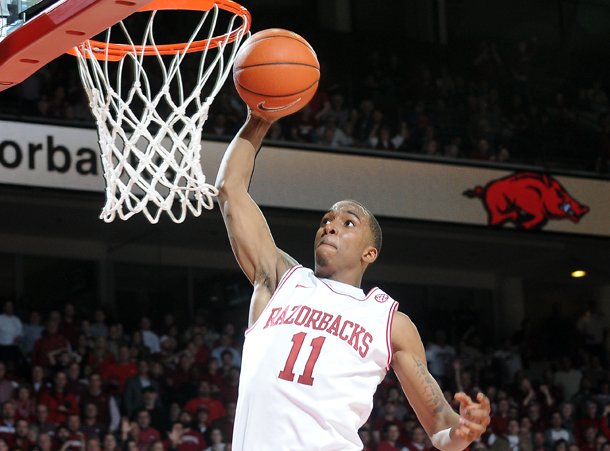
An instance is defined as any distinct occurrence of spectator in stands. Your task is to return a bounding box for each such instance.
[101,345,137,395]
[0,364,14,405]
[124,360,158,418]
[575,401,602,442]
[0,301,24,373]
[134,409,159,451]
[90,310,109,339]
[14,385,35,421]
[165,420,206,451]
[79,402,103,440]
[37,432,54,451]
[0,400,16,444]
[491,397,512,437]
[140,318,160,355]
[32,318,71,367]
[377,423,403,451]
[184,381,224,427]
[578,425,599,451]
[211,401,235,448]
[553,357,582,403]
[186,334,209,366]
[11,419,32,450]
[138,387,166,436]
[106,324,124,359]
[204,427,227,451]
[59,303,81,347]
[21,311,44,356]
[33,403,55,436]
[577,302,607,359]
[210,335,241,368]
[404,425,431,451]
[80,373,119,433]
[88,337,115,374]
[545,411,575,446]
[101,433,119,451]
[39,371,79,425]
[193,407,210,443]
[66,413,86,448]
[425,329,456,386]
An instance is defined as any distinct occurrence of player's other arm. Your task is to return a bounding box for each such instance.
[391,312,490,451]
[215,114,297,319]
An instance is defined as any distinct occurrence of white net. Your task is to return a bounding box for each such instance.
[73,4,249,223]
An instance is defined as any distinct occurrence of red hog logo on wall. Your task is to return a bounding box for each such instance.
[463,172,590,230]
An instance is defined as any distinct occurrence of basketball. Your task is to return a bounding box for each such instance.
[233,28,320,121]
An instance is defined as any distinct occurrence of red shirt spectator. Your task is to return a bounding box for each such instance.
[184,381,225,426]
[378,424,404,451]
[135,410,160,451]
[87,337,115,373]
[32,320,71,367]
[578,425,599,451]
[164,422,207,451]
[219,367,239,404]
[59,303,81,347]
[373,402,402,434]
[100,345,137,395]
[201,358,224,392]
[576,401,602,442]
[0,363,14,405]
[38,372,80,425]
[490,398,511,436]
[14,385,36,422]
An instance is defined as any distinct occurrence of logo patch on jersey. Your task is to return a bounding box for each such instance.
[375,293,389,303]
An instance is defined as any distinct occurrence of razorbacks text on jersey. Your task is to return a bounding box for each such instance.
[233,265,399,450]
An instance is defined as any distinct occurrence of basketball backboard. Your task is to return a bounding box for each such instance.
[0,0,156,91]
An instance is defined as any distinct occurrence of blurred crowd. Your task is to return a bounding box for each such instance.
[0,36,609,175]
[2,297,610,451]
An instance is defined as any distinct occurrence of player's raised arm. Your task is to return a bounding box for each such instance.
[391,312,490,451]
[215,113,297,316]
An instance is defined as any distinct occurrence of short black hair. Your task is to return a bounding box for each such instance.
[343,199,382,254]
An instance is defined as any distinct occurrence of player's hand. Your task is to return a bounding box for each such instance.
[247,107,278,125]
[453,392,491,442]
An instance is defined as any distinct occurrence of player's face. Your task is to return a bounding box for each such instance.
[314,201,376,277]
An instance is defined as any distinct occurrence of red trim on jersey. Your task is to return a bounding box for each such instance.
[244,265,302,335]
[385,301,399,370]
[319,279,379,302]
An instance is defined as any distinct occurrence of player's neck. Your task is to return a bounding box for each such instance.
[315,268,363,288]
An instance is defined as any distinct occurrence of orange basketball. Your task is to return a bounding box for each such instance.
[233,28,320,121]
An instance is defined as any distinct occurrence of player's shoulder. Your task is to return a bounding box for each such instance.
[391,311,425,353]
[391,310,418,333]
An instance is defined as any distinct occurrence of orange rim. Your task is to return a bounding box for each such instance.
[68,0,250,61]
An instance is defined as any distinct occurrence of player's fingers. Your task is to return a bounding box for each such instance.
[463,409,491,428]
[454,392,473,406]
[458,418,487,437]
[476,392,491,411]
[454,424,482,441]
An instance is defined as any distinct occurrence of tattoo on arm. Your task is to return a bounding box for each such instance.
[413,356,446,414]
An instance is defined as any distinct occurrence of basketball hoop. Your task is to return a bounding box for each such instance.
[70,0,250,223]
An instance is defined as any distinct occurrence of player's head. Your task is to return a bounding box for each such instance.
[314,199,382,280]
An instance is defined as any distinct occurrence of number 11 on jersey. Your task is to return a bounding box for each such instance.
[278,332,326,386]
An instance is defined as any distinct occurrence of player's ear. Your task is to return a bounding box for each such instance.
[362,246,378,265]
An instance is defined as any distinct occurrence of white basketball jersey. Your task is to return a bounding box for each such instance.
[233,265,399,451]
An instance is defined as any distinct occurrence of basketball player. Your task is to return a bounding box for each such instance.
[215,112,491,450]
